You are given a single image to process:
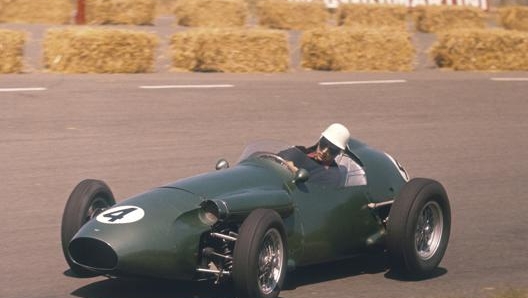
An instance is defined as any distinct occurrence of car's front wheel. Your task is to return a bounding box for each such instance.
[386,178,451,277]
[232,209,287,298]
[61,179,115,277]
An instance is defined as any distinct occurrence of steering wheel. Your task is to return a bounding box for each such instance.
[256,153,295,173]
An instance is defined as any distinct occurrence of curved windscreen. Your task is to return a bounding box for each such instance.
[236,140,294,164]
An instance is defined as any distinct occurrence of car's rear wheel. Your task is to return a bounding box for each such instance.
[232,209,287,298]
[386,178,451,277]
[61,179,115,277]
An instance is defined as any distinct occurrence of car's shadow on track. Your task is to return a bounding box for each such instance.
[69,253,447,298]
[284,253,389,289]
[285,252,447,289]
[70,277,235,298]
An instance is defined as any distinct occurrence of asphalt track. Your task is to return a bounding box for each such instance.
[1,69,528,298]
[1,16,527,298]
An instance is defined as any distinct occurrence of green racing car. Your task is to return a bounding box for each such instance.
[61,138,451,298]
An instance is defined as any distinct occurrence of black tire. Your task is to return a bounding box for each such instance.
[386,178,451,277]
[61,179,115,277]
[232,209,288,298]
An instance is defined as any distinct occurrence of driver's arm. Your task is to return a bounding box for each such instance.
[278,147,304,173]
[285,160,298,172]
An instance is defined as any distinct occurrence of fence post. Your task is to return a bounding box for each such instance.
[75,0,86,24]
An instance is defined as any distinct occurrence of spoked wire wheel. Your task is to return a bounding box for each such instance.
[415,201,443,260]
[233,209,288,298]
[258,229,284,295]
[387,178,451,277]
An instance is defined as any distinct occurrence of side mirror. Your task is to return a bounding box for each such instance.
[293,168,310,183]
[215,159,229,170]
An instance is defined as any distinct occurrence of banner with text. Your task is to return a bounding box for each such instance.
[297,0,489,11]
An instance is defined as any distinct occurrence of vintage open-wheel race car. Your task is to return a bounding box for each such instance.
[62,138,451,298]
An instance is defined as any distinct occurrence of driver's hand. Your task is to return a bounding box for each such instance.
[286,161,298,172]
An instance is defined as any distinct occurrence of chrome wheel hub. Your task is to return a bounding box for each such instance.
[258,228,284,295]
[415,201,443,260]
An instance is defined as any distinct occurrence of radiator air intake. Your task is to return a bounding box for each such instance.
[69,237,118,270]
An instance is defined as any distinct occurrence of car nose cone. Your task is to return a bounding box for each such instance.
[68,187,208,279]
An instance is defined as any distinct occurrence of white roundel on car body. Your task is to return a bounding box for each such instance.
[96,205,145,224]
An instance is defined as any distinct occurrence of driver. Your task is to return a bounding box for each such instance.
[281,123,350,186]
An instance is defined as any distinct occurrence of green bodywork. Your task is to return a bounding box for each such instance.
[70,139,408,280]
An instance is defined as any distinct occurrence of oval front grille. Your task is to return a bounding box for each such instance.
[69,237,118,270]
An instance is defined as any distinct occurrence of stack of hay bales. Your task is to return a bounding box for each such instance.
[43,28,159,73]
[338,4,408,30]
[301,27,415,71]
[256,0,329,30]
[413,5,486,33]
[85,0,157,25]
[430,29,528,70]
[170,29,289,72]
[174,0,248,27]
[0,0,72,24]
[499,6,528,31]
[0,29,26,73]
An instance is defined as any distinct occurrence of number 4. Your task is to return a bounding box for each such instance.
[103,207,137,222]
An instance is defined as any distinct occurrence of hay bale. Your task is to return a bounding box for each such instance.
[174,0,248,27]
[413,5,486,33]
[85,0,157,25]
[430,29,528,70]
[301,27,415,71]
[0,29,26,73]
[170,28,289,72]
[499,6,528,31]
[43,28,159,73]
[338,4,408,30]
[156,0,179,15]
[0,0,72,24]
[256,0,329,30]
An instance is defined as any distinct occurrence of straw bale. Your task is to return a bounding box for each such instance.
[413,5,486,33]
[85,0,156,25]
[174,0,248,27]
[0,0,72,24]
[338,4,408,30]
[430,29,528,70]
[256,0,329,30]
[499,6,528,31]
[43,28,159,73]
[301,27,415,71]
[170,28,289,72]
[156,0,179,15]
[0,29,26,73]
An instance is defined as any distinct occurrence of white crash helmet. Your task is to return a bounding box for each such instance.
[320,123,350,150]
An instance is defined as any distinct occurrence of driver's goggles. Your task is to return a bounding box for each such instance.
[318,138,341,155]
